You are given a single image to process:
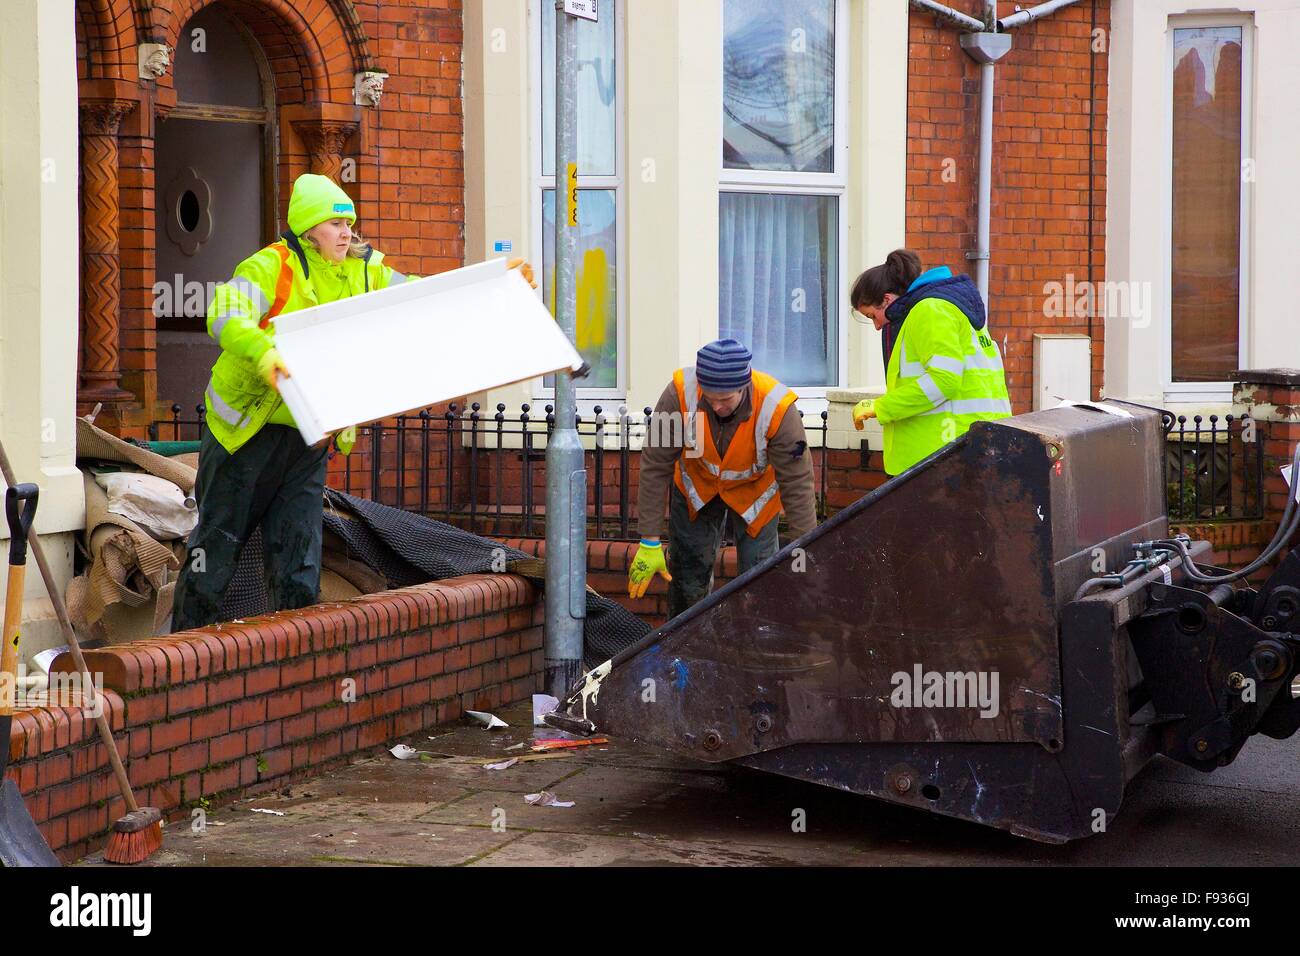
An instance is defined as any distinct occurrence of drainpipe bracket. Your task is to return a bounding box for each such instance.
[960,32,1013,64]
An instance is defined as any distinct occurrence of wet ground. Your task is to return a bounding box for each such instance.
[79,700,1300,866]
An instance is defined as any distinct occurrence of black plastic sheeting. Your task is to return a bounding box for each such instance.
[218,490,648,670]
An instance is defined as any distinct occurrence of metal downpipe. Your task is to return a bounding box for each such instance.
[909,0,986,31]
[999,0,1084,31]
[976,55,994,307]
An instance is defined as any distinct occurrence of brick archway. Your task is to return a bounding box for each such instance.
[161,0,359,105]
[75,0,136,80]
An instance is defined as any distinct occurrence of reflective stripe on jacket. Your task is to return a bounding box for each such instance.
[671,367,798,537]
[204,237,415,454]
[872,296,1012,475]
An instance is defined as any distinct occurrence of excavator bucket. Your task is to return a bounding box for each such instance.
[547,402,1300,842]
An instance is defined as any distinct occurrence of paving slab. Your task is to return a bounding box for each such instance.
[469,830,871,867]
[85,812,515,867]
[415,764,717,834]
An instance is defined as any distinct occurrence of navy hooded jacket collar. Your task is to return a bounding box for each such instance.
[879,267,987,369]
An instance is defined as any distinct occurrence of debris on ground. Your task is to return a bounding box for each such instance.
[466,710,509,729]
[250,809,285,816]
[389,744,426,760]
[483,758,519,771]
[532,694,560,726]
[524,791,574,808]
[390,743,453,761]
[477,753,572,767]
[531,737,609,752]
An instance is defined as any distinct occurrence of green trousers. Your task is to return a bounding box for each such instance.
[171,424,328,631]
[666,485,779,619]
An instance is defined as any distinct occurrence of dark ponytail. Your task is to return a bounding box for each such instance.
[850,249,923,309]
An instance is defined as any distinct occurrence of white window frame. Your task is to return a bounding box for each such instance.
[529,0,627,410]
[1160,12,1253,406]
[718,0,850,409]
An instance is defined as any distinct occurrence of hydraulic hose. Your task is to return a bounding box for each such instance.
[1075,442,1300,599]
[1074,557,1163,602]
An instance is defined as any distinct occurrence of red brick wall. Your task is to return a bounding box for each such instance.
[75,0,466,435]
[906,1,1109,412]
[6,573,540,862]
[362,0,465,275]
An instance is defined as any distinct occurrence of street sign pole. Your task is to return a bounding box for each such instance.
[544,0,587,698]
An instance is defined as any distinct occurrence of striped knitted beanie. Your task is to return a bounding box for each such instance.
[695,338,753,392]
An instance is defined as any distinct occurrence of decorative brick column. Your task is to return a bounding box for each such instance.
[78,95,137,404]
[1234,369,1300,545]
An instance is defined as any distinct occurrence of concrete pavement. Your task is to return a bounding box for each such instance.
[78,701,1300,866]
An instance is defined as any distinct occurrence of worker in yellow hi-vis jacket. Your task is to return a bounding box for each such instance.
[849,249,1011,476]
[171,173,534,630]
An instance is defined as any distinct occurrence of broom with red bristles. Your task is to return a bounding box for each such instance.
[0,438,162,863]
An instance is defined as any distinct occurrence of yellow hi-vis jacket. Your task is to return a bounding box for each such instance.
[203,235,416,454]
[874,297,1012,476]
[672,367,798,536]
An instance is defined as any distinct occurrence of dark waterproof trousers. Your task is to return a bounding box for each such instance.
[171,424,329,631]
[665,485,779,619]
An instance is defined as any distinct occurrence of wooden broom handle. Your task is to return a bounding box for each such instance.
[0,438,139,813]
[1,563,24,719]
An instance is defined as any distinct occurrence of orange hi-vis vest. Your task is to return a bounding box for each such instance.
[672,367,799,537]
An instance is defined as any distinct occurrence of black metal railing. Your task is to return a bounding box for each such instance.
[1162,412,1264,522]
[150,401,833,540]
[148,404,207,443]
[151,404,1270,530]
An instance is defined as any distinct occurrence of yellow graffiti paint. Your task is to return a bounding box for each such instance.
[575,247,609,352]
[547,249,611,357]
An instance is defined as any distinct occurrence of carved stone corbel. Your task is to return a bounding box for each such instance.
[291,119,360,182]
[138,43,173,80]
[353,70,389,108]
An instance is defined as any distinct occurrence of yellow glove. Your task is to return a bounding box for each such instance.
[852,398,877,431]
[628,540,672,599]
[506,256,538,289]
[256,347,290,390]
[334,425,357,456]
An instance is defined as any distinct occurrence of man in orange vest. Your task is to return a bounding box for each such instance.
[628,339,817,618]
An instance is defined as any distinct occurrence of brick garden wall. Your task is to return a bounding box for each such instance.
[5,572,540,862]
[499,539,741,633]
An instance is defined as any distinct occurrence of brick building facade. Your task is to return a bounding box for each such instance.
[72,1,1192,550]
[74,0,466,439]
